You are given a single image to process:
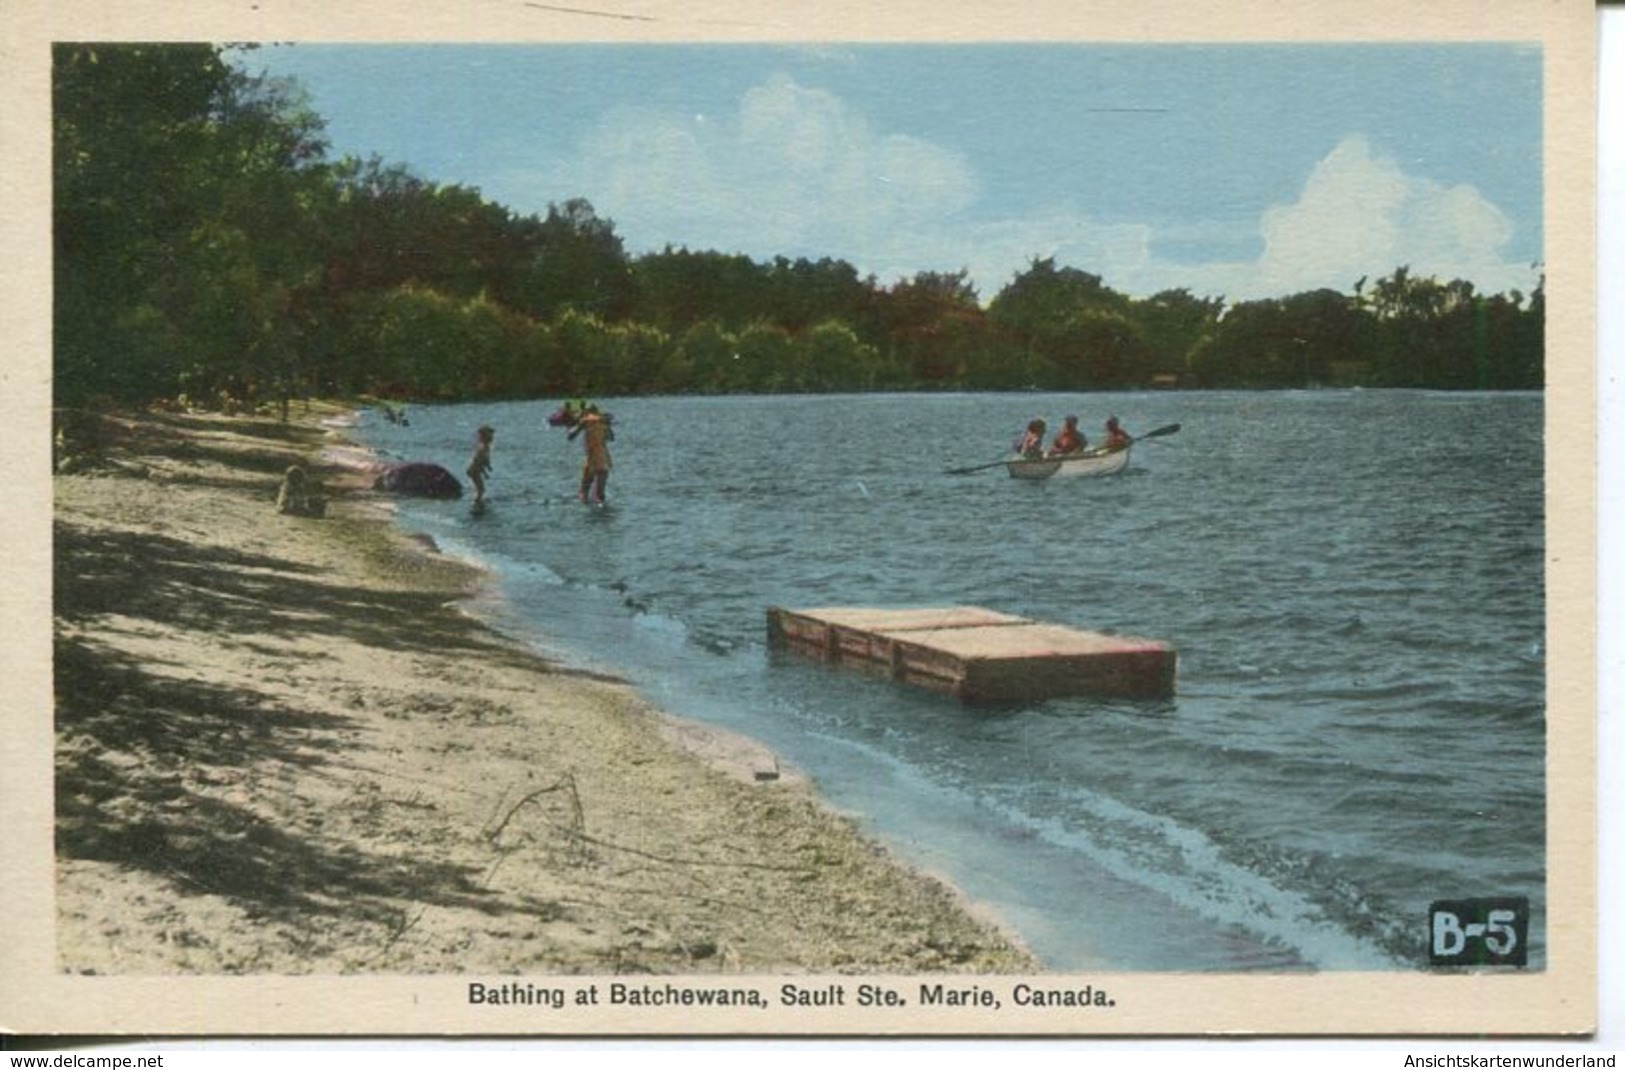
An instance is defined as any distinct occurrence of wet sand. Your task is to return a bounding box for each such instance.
[51,403,1037,975]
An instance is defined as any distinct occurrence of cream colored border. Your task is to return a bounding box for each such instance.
[1,0,1597,1038]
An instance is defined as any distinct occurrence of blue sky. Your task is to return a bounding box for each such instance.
[232,42,1543,303]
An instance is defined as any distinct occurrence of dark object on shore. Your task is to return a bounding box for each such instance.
[276,464,327,517]
[372,462,462,499]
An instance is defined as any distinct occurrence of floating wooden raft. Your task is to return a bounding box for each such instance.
[766,605,1176,703]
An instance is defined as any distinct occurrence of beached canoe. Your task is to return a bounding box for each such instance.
[1005,445,1131,480]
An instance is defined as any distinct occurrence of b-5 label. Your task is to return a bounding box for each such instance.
[1428,897,1529,967]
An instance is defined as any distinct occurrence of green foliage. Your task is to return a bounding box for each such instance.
[989,258,1126,335]
[52,45,1545,407]
[675,319,738,393]
[1132,289,1224,380]
[518,198,637,323]
[735,321,796,392]
[635,247,767,333]
[876,270,987,385]
[54,43,331,407]
[796,319,878,392]
[764,256,876,335]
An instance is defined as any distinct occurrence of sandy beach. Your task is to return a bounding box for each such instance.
[51,402,1037,976]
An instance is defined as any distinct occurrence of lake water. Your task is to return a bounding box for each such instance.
[351,391,1545,973]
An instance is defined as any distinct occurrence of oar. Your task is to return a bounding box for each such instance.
[1131,419,1183,439]
[944,457,1015,476]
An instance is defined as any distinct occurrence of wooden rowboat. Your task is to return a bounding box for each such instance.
[942,424,1178,480]
[1006,445,1131,480]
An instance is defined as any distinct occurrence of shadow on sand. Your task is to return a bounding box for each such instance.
[53,488,564,965]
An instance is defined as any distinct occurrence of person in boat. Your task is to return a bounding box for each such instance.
[1047,415,1088,456]
[466,424,495,506]
[568,406,614,505]
[1014,418,1048,459]
[1103,415,1132,451]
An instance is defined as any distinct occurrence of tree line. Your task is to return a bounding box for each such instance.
[53,43,1544,413]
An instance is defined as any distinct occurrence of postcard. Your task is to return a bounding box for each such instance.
[1,0,1600,1040]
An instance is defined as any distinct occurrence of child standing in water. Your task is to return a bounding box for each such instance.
[467,425,495,506]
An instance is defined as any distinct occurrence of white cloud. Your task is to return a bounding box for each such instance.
[532,83,1534,303]
[547,73,980,274]
[1255,136,1414,293]
[1146,136,1534,300]
[1261,135,1525,295]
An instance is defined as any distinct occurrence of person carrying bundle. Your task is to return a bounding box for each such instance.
[568,406,614,505]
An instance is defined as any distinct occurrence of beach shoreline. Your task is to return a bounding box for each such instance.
[51,400,1038,976]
